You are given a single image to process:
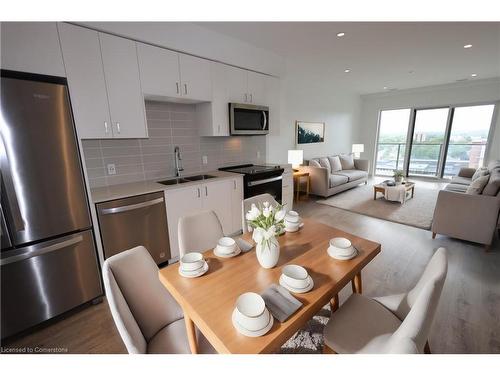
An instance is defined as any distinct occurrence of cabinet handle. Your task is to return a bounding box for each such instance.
[205,186,208,196]
[197,188,200,198]
[104,121,109,134]
[184,84,188,95]
[176,82,180,94]
[250,93,253,103]
[233,180,236,189]
[244,93,248,102]
[116,122,121,134]
[218,125,221,134]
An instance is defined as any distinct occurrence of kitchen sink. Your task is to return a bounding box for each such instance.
[157,178,191,186]
[183,174,217,181]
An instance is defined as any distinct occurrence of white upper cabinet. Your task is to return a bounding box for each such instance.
[137,43,181,98]
[58,23,112,139]
[265,75,281,136]
[1,22,65,76]
[226,66,249,103]
[247,71,266,105]
[99,33,148,138]
[179,54,212,102]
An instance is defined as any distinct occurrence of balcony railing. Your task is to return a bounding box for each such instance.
[376,142,487,177]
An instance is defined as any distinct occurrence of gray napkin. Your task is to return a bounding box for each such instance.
[235,238,254,252]
[261,284,302,322]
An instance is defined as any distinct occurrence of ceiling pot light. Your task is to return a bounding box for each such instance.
[471,73,478,77]
[463,44,472,49]
[344,69,351,73]
[383,86,388,90]
[336,32,345,37]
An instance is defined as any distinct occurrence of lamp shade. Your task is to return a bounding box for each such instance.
[288,150,303,168]
[352,144,364,153]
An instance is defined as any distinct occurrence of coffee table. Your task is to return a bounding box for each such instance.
[373,181,415,203]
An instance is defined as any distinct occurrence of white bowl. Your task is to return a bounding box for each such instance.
[330,237,352,250]
[282,265,309,289]
[235,292,268,331]
[180,252,204,272]
[285,211,300,223]
[217,237,236,254]
[285,220,300,229]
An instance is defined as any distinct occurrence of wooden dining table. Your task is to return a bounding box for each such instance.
[158,218,381,354]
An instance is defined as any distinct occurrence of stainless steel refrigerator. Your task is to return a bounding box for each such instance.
[0,71,102,339]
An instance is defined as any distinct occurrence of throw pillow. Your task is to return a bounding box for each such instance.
[318,157,331,171]
[309,159,321,168]
[328,155,342,172]
[472,167,489,181]
[339,153,355,170]
[482,170,500,196]
[466,175,490,195]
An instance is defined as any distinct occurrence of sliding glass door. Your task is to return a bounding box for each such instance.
[375,103,496,179]
[443,104,496,177]
[408,108,450,177]
[375,109,411,176]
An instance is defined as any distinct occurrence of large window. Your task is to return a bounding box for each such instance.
[375,103,496,178]
[375,109,411,176]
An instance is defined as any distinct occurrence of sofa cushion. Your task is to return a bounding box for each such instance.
[333,170,368,182]
[329,174,349,187]
[450,176,472,186]
[482,169,500,196]
[339,153,355,170]
[309,159,321,168]
[319,157,331,171]
[328,155,342,172]
[472,167,489,181]
[466,175,490,195]
[444,183,468,193]
[487,160,500,171]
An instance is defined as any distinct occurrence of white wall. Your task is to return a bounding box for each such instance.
[76,22,285,77]
[359,78,500,172]
[266,59,362,164]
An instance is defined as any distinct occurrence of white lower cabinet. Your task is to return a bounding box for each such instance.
[164,176,243,260]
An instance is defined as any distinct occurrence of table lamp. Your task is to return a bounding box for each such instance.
[288,150,303,171]
[352,144,364,158]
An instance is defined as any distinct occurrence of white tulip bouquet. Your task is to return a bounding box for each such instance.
[245,201,286,249]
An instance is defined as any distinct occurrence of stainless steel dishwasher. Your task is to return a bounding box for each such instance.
[96,191,170,265]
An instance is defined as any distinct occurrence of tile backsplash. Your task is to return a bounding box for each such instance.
[82,101,266,188]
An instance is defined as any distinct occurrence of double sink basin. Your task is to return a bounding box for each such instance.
[158,174,217,186]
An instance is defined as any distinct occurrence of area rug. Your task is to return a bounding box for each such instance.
[279,304,330,354]
[316,184,440,230]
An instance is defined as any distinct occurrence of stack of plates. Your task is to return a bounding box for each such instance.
[327,237,357,260]
[232,292,274,337]
[214,237,241,258]
[278,264,314,293]
[178,252,209,278]
[284,211,304,233]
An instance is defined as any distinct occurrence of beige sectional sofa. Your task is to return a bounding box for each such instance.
[431,160,500,249]
[302,154,370,198]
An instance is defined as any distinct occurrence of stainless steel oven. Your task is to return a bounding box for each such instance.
[229,103,269,135]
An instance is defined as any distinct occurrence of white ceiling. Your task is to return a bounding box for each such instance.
[196,22,500,94]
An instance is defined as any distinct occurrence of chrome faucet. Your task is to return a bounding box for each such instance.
[174,146,184,177]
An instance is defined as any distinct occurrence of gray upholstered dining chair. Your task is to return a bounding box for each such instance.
[178,210,224,257]
[241,193,279,233]
[102,246,215,354]
[323,247,447,354]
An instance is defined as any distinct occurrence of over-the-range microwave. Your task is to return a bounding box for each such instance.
[229,103,269,135]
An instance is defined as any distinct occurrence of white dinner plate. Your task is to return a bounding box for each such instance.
[178,260,209,278]
[214,245,242,258]
[232,308,274,337]
[327,246,358,260]
[279,274,314,294]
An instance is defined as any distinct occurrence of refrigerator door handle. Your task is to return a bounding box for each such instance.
[0,235,83,266]
[0,152,25,233]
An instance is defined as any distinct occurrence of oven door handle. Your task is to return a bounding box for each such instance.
[247,175,282,187]
[262,111,267,130]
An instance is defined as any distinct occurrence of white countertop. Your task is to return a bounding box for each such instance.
[90,170,241,203]
[90,163,293,204]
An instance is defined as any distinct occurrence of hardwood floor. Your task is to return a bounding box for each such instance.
[3,179,499,353]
